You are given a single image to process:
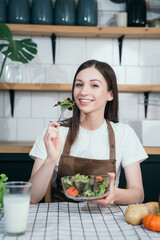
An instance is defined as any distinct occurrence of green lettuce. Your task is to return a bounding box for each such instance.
[0,174,8,212]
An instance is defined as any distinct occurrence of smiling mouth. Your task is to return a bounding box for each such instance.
[79,99,93,103]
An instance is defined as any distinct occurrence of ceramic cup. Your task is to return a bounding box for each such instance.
[2,182,32,236]
[116,12,127,27]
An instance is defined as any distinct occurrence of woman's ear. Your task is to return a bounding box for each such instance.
[106,90,113,102]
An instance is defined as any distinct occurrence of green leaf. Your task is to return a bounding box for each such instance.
[0,23,12,41]
[0,23,38,79]
[0,174,8,211]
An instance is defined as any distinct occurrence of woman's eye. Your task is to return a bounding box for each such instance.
[75,83,83,87]
[92,84,99,88]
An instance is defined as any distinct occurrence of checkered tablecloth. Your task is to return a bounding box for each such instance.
[0,202,160,240]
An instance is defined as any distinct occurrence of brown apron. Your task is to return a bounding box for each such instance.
[45,120,116,202]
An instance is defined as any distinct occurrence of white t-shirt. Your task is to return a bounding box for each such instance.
[29,121,148,187]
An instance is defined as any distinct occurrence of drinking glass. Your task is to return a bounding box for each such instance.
[2,181,32,236]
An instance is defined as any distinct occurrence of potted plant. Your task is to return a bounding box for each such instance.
[0,22,37,82]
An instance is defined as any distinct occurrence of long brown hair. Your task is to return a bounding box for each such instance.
[61,60,119,144]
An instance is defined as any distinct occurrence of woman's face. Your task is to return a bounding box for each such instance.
[73,67,113,117]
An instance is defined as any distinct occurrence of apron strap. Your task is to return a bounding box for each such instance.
[62,120,116,159]
[107,120,116,160]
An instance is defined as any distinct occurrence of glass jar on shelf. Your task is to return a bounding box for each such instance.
[1,64,23,83]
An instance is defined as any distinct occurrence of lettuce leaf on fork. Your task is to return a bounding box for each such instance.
[54,97,75,111]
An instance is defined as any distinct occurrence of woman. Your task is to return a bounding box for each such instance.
[29,60,148,206]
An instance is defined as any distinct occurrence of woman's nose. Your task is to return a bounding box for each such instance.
[80,85,89,95]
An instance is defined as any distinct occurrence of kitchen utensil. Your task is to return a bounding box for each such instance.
[54,0,76,25]
[127,0,146,27]
[8,0,30,24]
[0,0,7,23]
[116,12,127,27]
[31,0,53,25]
[77,0,98,26]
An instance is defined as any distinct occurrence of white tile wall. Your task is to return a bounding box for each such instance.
[29,64,46,83]
[45,64,74,83]
[17,119,44,141]
[126,67,152,85]
[0,118,17,141]
[31,92,59,119]
[140,39,160,66]
[113,66,126,84]
[113,39,120,66]
[0,91,4,117]
[14,92,32,118]
[121,39,140,66]
[55,37,86,64]
[153,67,160,84]
[4,92,11,118]
[0,0,160,143]
[31,37,53,64]
[98,0,126,11]
[98,11,117,27]
[86,39,113,64]
[118,93,139,120]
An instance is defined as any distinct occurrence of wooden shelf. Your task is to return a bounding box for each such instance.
[0,83,160,93]
[6,24,160,39]
[0,141,159,155]
[118,84,160,93]
[0,83,72,91]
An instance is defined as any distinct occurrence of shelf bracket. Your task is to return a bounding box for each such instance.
[144,91,150,119]
[9,90,15,117]
[51,33,56,64]
[118,35,125,65]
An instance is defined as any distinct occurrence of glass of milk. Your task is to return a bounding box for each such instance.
[2,181,32,236]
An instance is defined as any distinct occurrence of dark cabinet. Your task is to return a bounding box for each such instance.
[0,153,33,181]
[0,153,159,203]
[119,155,160,203]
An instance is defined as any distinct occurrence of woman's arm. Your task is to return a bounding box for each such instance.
[29,122,62,204]
[114,161,144,204]
[91,161,144,207]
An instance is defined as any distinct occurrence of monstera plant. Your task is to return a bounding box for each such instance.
[0,23,37,81]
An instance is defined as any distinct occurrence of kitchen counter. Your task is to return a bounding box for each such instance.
[0,141,33,153]
[0,141,160,155]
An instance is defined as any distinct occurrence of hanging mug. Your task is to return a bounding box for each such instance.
[0,0,7,23]
[32,0,53,25]
[8,0,30,24]
[54,0,76,25]
[77,0,98,26]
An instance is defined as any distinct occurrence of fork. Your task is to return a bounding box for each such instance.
[57,106,66,123]
[50,106,66,124]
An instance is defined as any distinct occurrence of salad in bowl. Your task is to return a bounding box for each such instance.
[61,173,111,201]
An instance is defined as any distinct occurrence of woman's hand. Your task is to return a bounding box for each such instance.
[89,172,116,207]
[43,121,62,164]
